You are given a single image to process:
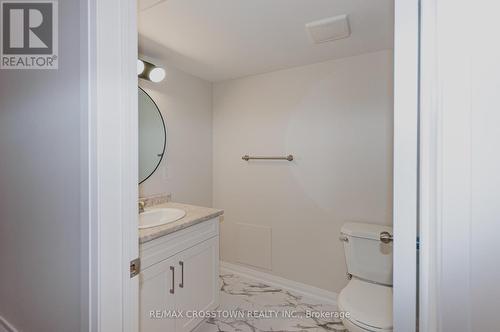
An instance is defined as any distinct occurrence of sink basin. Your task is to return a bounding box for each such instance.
[139,208,186,229]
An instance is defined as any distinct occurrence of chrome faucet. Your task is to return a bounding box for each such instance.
[138,201,145,214]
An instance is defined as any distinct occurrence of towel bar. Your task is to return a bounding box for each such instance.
[242,155,293,161]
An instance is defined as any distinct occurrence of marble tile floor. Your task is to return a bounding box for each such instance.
[193,273,347,332]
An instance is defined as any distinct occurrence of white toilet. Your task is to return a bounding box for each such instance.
[337,222,393,332]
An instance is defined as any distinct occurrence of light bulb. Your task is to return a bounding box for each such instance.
[137,59,145,75]
[149,67,165,83]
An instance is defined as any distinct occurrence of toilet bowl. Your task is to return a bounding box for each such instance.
[338,222,393,332]
[338,278,392,332]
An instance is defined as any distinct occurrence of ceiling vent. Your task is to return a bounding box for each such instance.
[305,14,351,44]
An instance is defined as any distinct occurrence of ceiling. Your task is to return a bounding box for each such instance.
[138,0,394,82]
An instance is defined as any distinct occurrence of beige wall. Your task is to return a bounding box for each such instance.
[139,60,213,207]
[213,50,393,293]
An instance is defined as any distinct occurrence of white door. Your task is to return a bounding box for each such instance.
[91,0,139,331]
[140,256,178,332]
[393,0,420,331]
[175,237,220,332]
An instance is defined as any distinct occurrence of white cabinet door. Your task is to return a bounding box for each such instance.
[175,236,220,332]
[140,256,178,332]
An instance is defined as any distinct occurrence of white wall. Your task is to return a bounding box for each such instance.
[213,50,393,292]
[139,60,213,207]
[0,1,86,331]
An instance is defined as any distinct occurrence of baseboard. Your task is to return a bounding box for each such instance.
[220,261,338,305]
[0,315,18,332]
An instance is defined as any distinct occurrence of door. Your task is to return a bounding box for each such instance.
[91,0,139,331]
[175,237,220,332]
[140,256,177,332]
[393,0,419,331]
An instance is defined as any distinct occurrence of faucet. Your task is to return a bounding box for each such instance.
[138,201,145,214]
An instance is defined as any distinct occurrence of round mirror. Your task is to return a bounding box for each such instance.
[139,87,166,184]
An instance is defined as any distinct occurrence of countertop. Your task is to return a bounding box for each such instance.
[139,202,224,244]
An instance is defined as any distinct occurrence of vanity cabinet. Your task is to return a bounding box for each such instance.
[139,218,220,332]
[140,255,177,332]
[175,237,219,332]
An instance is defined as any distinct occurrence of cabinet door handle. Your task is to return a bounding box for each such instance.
[179,261,184,288]
[169,266,175,294]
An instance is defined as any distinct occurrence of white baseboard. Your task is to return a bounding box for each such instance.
[0,316,18,332]
[220,261,338,305]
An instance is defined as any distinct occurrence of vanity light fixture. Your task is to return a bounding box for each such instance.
[137,59,145,75]
[149,67,166,83]
[138,59,166,83]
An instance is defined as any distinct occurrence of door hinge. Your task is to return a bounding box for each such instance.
[130,258,141,278]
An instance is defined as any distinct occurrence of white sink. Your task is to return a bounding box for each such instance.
[139,208,186,229]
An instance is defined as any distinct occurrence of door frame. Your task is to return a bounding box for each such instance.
[393,0,420,331]
[418,0,476,331]
[85,0,422,331]
[84,0,139,331]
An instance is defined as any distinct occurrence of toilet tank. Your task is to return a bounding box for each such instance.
[341,222,393,285]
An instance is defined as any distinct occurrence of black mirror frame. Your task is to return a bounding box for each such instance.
[139,86,167,184]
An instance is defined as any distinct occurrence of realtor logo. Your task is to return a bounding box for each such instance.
[1,0,58,69]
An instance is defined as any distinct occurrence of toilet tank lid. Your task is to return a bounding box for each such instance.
[341,222,392,240]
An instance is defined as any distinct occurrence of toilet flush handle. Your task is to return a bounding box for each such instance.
[380,231,393,244]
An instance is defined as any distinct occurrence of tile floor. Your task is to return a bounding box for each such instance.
[193,273,347,332]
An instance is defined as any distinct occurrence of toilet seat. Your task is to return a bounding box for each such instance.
[338,278,393,332]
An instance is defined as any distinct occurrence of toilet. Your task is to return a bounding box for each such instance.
[337,222,393,332]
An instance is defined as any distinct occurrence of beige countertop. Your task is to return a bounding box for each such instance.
[139,202,223,244]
